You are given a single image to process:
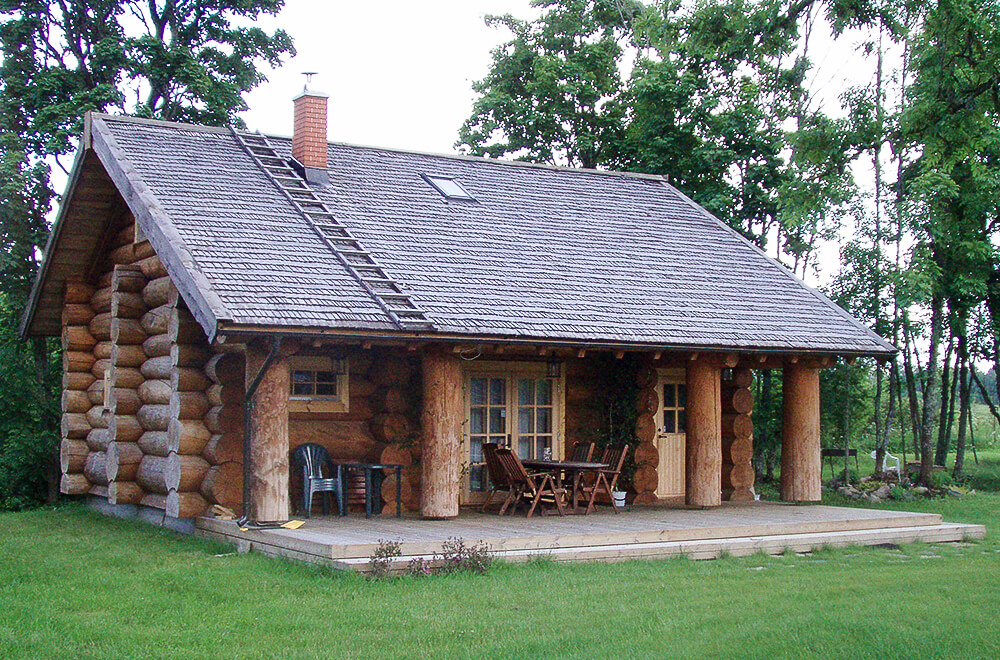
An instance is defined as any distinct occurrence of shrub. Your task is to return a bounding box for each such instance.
[368,539,402,579]
[405,557,432,577]
[887,484,911,500]
[437,537,493,574]
[930,471,955,490]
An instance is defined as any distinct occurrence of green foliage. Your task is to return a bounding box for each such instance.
[752,369,782,480]
[592,354,639,490]
[436,537,494,575]
[887,484,911,500]
[462,0,861,263]
[368,538,402,579]
[929,470,955,489]
[0,293,60,511]
[2,1,295,159]
[0,1,295,510]
[457,0,636,168]
[820,361,875,449]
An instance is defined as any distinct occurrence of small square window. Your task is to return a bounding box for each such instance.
[288,356,349,413]
[422,174,476,201]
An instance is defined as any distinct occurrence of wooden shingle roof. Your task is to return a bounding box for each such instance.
[25,113,895,356]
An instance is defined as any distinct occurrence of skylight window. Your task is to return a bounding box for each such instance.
[423,174,476,201]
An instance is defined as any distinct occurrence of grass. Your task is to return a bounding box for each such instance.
[3,456,1000,659]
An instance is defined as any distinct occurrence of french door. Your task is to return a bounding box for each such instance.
[463,364,562,503]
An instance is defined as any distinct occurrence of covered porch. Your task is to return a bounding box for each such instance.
[240,339,836,524]
[196,501,985,572]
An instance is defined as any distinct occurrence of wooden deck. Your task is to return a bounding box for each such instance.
[196,502,986,571]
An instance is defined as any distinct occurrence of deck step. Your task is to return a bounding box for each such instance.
[332,522,986,572]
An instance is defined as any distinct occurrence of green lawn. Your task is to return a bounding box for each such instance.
[2,490,999,659]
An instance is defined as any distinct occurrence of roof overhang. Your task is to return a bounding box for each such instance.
[214,322,898,362]
[22,113,233,340]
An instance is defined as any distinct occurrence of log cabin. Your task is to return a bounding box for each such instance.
[22,88,896,526]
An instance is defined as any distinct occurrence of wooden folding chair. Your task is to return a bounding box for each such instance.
[569,441,595,462]
[480,443,511,513]
[495,446,567,518]
[582,444,629,514]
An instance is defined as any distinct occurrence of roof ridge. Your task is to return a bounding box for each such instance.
[97,112,668,182]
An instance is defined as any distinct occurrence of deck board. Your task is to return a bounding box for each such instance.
[195,501,985,569]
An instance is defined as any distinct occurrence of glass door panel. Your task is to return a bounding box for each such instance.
[516,377,555,460]
[468,376,507,493]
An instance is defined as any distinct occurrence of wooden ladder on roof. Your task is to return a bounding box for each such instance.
[230,129,435,332]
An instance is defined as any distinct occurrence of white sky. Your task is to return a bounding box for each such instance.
[240,0,540,153]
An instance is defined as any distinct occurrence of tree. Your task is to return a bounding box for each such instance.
[0,0,295,509]
[457,0,637,168]
[899,0,1000,481]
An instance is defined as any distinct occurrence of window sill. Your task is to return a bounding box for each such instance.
[288,398,349,414]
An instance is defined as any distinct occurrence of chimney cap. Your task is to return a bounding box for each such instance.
[294,71,329,99]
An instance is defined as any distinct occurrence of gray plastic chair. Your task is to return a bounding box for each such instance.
[291,443,344,517]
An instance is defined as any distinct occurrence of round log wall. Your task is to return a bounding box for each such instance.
[60,282,96,495]
[165,290,210,519]
[721,367,755,501]
[633,359,660,505]
[56,216,216,519]
[201,352,245,513]
[106,265,148,505]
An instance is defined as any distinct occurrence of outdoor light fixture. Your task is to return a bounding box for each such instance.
[547,360,562,378]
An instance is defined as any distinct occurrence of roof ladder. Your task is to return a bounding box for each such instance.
[230,129,435,332]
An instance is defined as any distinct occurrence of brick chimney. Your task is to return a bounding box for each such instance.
[292,78,329,186]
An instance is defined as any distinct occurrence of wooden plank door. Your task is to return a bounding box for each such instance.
[656,370,687,499]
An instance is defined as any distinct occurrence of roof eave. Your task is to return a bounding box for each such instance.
[20,116,94,338]
[659,180,898,356]
[215,322,898,359]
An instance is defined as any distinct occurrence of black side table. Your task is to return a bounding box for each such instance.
[340,463,404,518]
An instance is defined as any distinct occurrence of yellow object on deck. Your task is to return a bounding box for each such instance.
[281,520,305,530]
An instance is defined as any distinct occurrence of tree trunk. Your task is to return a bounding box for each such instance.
[245,341,290,523]
[934,331,957,466]
[420,350,462,519]
[842,366,851,484]
[902,320,922,458]
[685,359,721,507]
[953,349,970,478]
[873,363,885,476]
[920,294,944,485]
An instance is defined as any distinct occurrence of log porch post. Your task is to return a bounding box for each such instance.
[780,362,821,502]
[245,340,291,522]
[420,348,462,519]
[685,359,722,507]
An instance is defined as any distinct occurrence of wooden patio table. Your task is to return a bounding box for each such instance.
[522,459,609,514]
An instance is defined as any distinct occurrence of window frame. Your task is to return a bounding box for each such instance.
[288,356,350,414]
[421,174,476,201]
[657,368,687,436]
